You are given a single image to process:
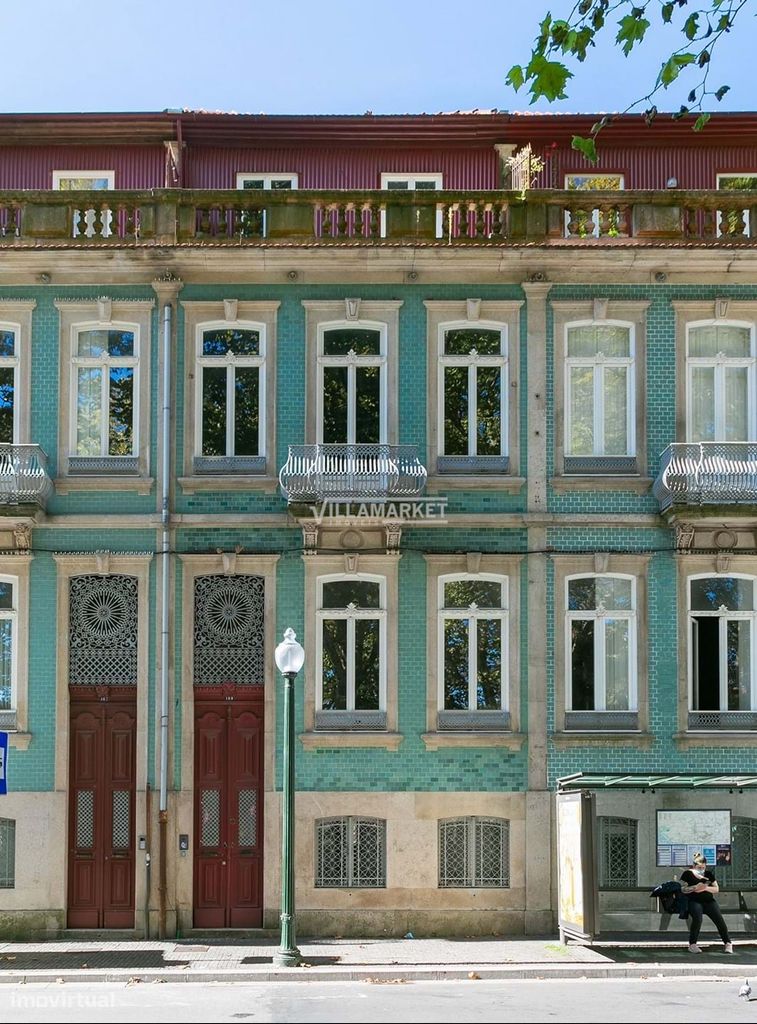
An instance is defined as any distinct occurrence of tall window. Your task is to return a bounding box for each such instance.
[318,325,386,444]
[315,817,386,888]
[0,818,15,888]
[598,816,638,888]
[71,326,138,461]
[689,576,757,714]
[0,580,16,714]
[567,575,636,713]
[439,575,507,717]
[686,323,756,442]
[438,817,510,888]
[196,323,265,469]
[565,322,634,462]
[439,325,508,472]
[0,325,18,444]
[317,576,385,723]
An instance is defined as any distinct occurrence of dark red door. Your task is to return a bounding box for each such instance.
[194,698,264,928]
[67,698,136,928]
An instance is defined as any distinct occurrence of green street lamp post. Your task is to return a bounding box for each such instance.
[273,627,305,968]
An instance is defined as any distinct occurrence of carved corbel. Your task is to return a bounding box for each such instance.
[675,523,695,551]
[97,297,112,323]
[385,524,402,554]
[302,521,319,554]
[466,298,481,321]
[95,551,111,576]
[12,524,31,551]
[466,551,482,574]
[593,298,609,321]
[223,298,239,322]
[594,551,609,574]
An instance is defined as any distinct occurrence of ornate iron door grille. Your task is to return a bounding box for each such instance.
[194,574,265,686]
[69,575,138,686]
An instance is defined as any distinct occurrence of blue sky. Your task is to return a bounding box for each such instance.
[5,0,756,115]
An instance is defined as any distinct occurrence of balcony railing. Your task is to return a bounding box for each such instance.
[0,444,53,510]
[279,444,426,502]
[653,442,757,511]
[689,711,757,731]
[2,188,757,246]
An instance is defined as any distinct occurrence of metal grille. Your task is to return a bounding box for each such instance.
[194,455,267,475]
[0,817,14,888]
[194,574,265,686]
[436,455,509,475]
[238,789,257,847]
[112,790,130,849]
[200,790,220,848]
[564,456,637,475]
[69,575,138,685]
[598,816,638,888]
[0,710,16,731]
[279,443,426,501]
[314,710,387,731]
[719,817,757,889]
[439,817,510,888]
[688,711,757,731]
[565,711,639,732]
[76,790,94,849]
[315,817,385,888]
[437,710,510,731]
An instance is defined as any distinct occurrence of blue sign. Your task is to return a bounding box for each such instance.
[0,731,7,795]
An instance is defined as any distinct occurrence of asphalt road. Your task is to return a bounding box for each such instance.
[2,977,756,1023]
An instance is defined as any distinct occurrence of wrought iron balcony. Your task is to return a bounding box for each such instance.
[653,442,757,512]
[279,444,426,502]
[0,444,53,510]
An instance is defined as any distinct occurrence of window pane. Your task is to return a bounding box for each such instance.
[322,366,348,443]
[566,175,623,190]
[323,329,381,356]
[689,366,715,441]
[719,176,757,190]
[595,577,633,610]
[385,181,409,190]
[567,327,598,358]
[444,329,501,356]
[201,366,227,457]
[108,367,134,456]
[603,366,628,455]
[0,583,14,610]
[476,366,502,456]
[414,180,437,189]
[689,325,750,358]
[569,365,594,455]
[321,580,381,609]
[77,330,134,358]
[597,326,631,358]
[76,367,102,455]
[727,619,752,711]
[233,367,259,456]
[0,331,15,357]
[439,819,469,887]
[0,367,14,444]
[316,819,348,887]
[444,579,502,608]
[270,179,293,190]
[443,365,468,455]
[0,620,10,711]
[725,366,749,441]
[321,618,347,710]
[571,619,595,710]
[693,616,720,710]
[568,578,596,610]
[444,618,469,710]
[202,328,260,357]
[355,619,380,710]
[477,618,502,710]
[604,618,630,710]
[355,366,381,444]
[690,577,754,612]
[242,179,265,189]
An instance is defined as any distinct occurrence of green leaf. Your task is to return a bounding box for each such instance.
[661,2,674,23]
[683,13,699,40]
[506,65,525,91]
[525,56,574,101]
[537,12,553,50]
[572,26,594,60]
[571,135,598,164]
[694,113,711,131]
[616,13,649,56]
[659,52,695,86]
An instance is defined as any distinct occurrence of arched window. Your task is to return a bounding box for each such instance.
[439,817,510,888]
[686,321,756,442]
[0,324,19,444]
[317,323,387,445]
[0,578,18,719]
[315,816,386,888]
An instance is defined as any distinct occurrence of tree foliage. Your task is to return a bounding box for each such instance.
[507,0,749,161]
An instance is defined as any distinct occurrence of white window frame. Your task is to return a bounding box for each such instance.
[0,576,18,715]
[685,320,757,442]
[0,322,21,444]
[437,321,508,463]
[565,573,638,713]
[194,319,267,460]
[316,573,387,714]
[236,172,298,190]
[316,320,388,445]
[53,171,114,238]
[564,173,625,238]
[687,573,757,713]
[564,319,636,459]
[380,173,443,190]
[70,320,140,460]
[437,573,508,713]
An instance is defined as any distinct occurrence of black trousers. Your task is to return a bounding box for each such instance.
[688,900,731,944]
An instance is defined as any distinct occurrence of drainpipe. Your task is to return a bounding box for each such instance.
[158,299,172,938]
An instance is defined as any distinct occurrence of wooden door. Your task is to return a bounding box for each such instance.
[67,699,136,928]
[193,698,264,928]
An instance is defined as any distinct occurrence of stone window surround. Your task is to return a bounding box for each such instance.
[302,301,402,446]
[0,301,34,446]
[1,555,32,748]
[179,301,279,493]
[551,553,650,742]
[675,554,757,747]
[672,301,757,442]
[551,300,649,490]
[424,300,523,492]
[301,552,400,750]
[422,554,524,750]
[54,300,154,493]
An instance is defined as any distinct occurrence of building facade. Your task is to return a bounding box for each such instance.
[0,110,756,938]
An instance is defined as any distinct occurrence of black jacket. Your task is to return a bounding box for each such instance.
[650,880,689,919]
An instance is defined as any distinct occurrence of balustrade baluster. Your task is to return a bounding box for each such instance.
[198,206,211,237]
[702,207,716,238]
[473,201,484,238]
[685,207,699,238]
[337,203,347,238]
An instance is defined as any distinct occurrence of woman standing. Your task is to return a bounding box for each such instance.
[681,851,734,954]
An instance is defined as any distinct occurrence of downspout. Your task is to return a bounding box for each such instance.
[158,299,172,938]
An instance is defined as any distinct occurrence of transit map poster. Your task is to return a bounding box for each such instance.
[656,809,732,867]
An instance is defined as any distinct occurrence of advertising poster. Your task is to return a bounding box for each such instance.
[557,790,599,942]
[656,809,731,867]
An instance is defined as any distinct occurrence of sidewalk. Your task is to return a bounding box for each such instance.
[1,935,756,983]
